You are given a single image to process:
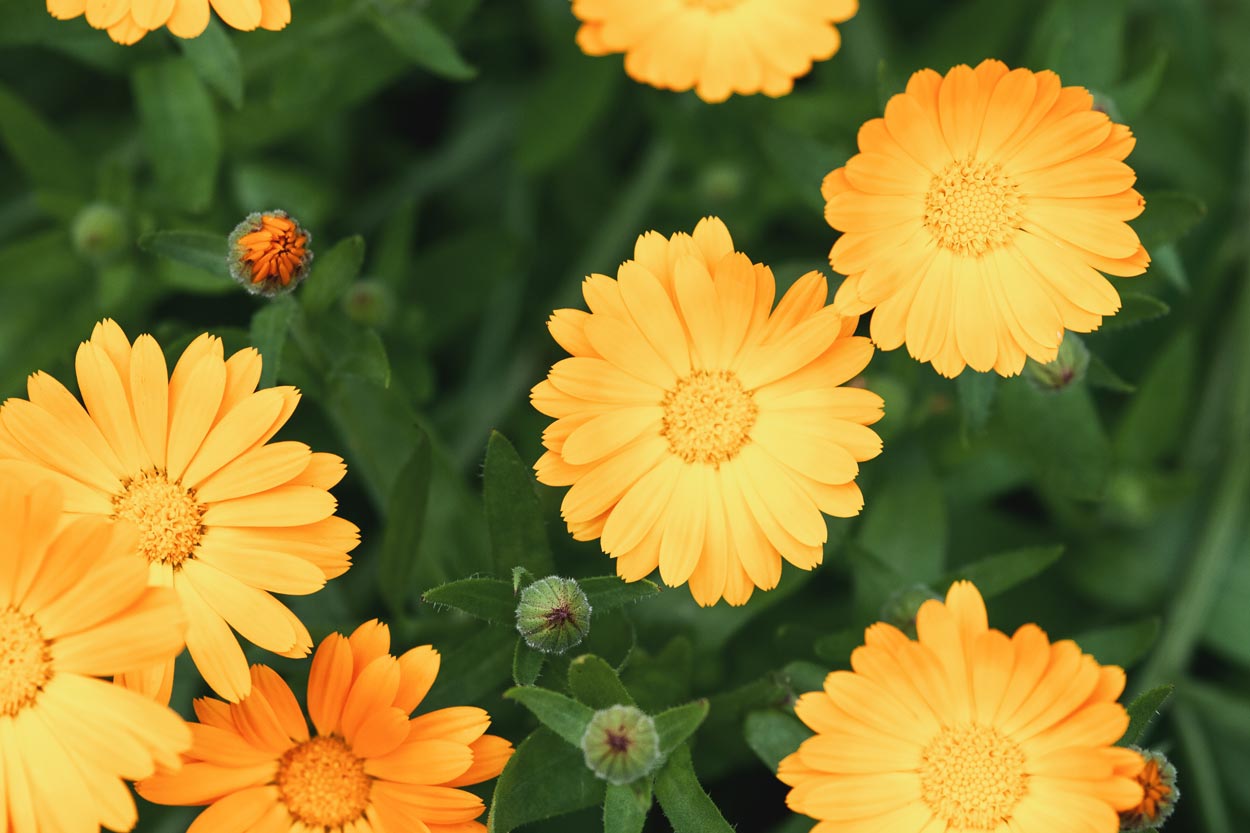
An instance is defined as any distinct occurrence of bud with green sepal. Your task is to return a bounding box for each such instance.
[72,203,129,263]
[1120,747,1178,831]
[341,279,394,329]
[581,704,661,786]
[515,575,591,654]
[880,584,940,639]
[1024,333,1090,392]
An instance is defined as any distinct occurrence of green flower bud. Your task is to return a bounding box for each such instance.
[880,584,940,639]
[341,279,394,329]
[1120,747,1179,832]
[227,210,313,298]
[580,704,661,785]
[515,576,591,654]
[71,203,128,263]
[1024,333,1090,392]
[697,162,746,204]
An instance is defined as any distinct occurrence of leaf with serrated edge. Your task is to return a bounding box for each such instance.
[422,577,515,624]
[505,686,594,747]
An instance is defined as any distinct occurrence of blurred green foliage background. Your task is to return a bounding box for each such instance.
[1,0,1249,830]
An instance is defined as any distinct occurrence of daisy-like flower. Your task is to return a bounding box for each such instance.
[0,478,190,833]
[0,320,359,703]
[824,59,1150,378]
[778,581,1147,833]
[571,0,858,103]
[138,620,514,833]
[532,217,883,607]
[45,0,290,46]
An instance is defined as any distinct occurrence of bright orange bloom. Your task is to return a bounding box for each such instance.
[139,621,514,833]
[571,0,858,103]
[46,0,291,45]
[825,60,1150,377]
[0,478,190,833]
[0,320,359,703]
[779,582,1146,833]
[229,210,314,297]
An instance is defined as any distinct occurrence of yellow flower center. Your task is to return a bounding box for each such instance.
[682,0,744,9]
[923,158,1022,256]
[0,606,53,717]
[113,469,205,568]
[276,735,372,828]
[919,723,1028,829]
[661,370,758,466]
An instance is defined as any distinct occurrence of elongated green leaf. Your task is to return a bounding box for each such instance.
[996,380,1111,499]
[505,687,594,747]
[132,60,221,212]
[1087,352,1135,393]
[1122,684,1173,746]
[483,432,554,575]
[943,546,1064,599]
[744,710,812,771]
[858,449,946,582]
[177,19,243,108]
[813,629,860,667]
[1114,334,1195,466]
[301,235,364,315]
[1180,679,1250,739]
[1132,191,1206,250]
[422,577,515,624]
[323,374,423,507]
[569,654,634,709]
[604,780,652,833]
[139,230,228,279]
[654,699,708,758]
[653,744,734,833]
[0,81,88,196]
[1074,618,1160,669]
[513,639,544,686]
[378,436,432,616]
[581,576,661,613]
[1102,292,1171,332]
[956,371,998,436]
[1173,703,1233,833]
[248,297,298,389]
[518,56,618,174]
[369,6,476,80]
[487,728,604,833]
[421,626,515,711]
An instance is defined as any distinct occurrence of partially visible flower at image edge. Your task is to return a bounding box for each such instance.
[0,319,360,704]
[0,478,190,833]
[532,216,884,607]
[825,58,1149,378]
[778,581,1146,833]
[138,620,514,833]
[571,0,858,103]
[46,0,291,46]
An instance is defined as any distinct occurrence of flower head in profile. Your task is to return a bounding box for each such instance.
[0,320,359,703]
[778,581,1146,833]
[46,0,290,45]
[229,210,314,297]
[825,59,1149,377]
[138,620,514,833]
[532,217,883,607]
[571,0,858,103]
[0,478,190,833]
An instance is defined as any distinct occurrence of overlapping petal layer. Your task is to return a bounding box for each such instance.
[45,0,290,45]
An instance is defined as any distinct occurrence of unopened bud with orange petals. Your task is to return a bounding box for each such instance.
[228,209,313,297]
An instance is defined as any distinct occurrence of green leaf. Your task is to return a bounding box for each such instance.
[858,449,947,582]
[487,728,605,833]
[1108,49,1168,119]
[378,437,433,617]
[323,374,423,507]
[744,710,813,771]
[302,235,365,316]
[1203,535,1250,666]
[996,380,1111,499]
[956,371,998,436]
[368,6,476,81]
[756,124,849,210]
[422,577,515,624]
[518,56,619,174]
[139,230,228,279]
[323,321,391,388]
[1114,334,1196,466]
[654,699,709,758]
[1087,352,1135,393]
[421,626,515,711]
[653,744,734,833]
[1179,679,1250,739]
[604,780,652,833]
[132,59,221,212]
[0,81,88,197]
[580,576,662,614]
[1074,618,1160,669]
[505,687,595,747]
[1102,292,1171,332]
[569,654,634,709]
[177,19,244,108]
[943,545,1064,599]
[1121,684,1173,746]
[483,432,554,576]
[1173,703,1233,833]
[813,629,860,667]
[1132,191,1206,250]
[513,639,544,687]
[248,297,298,389]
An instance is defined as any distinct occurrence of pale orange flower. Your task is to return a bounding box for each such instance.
[45,0,290,45]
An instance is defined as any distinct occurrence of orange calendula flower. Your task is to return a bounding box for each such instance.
[46,0,291,45]
[571,0,858,103]
[532,217,883,607]
[779,581,1147,833]
[0,478,191,833]
[229,210,314,297]
[0,320,359,704]
[138,621,514,833]
[824,59,1150,378]
[1120,748,1179,831]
